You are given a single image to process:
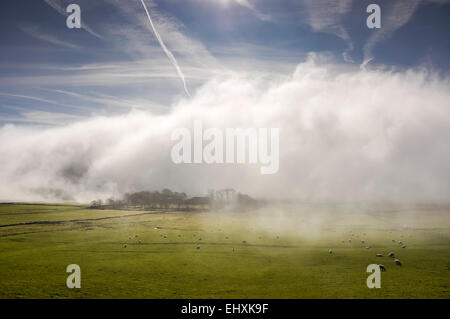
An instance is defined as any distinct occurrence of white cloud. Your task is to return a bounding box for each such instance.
[18,24,81,49]
[300,0,354,59]
[201,0,271,21]
[1,55,450,202]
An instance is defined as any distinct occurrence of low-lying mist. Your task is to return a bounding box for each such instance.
[1,54,450,203]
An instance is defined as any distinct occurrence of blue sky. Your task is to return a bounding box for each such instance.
[0,0,449,126]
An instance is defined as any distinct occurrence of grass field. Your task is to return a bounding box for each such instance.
[0,203,449,298]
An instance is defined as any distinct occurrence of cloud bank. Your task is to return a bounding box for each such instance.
[1,55,450,203]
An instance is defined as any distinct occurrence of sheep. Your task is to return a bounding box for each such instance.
[135,235,138,238]
[123,244,127,248]
[395,259,402,266]
[378,264,386,272]
[365,246,370,249]
[401,245,406,248]
[376,253,383,257]
[329,249,333,254]
[198,238,202,241]
[361,240,366,244]
[348,239,352,243]
[341,240,345,244]
[138,240,142,245]
[196,245,200,250]
[388,252,395,258]
[242,240,247,244]
[398,241,403,245]
[163,235,167,238]
[392,239,396,243]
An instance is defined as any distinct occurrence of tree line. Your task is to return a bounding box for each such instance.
[90,189,191,210]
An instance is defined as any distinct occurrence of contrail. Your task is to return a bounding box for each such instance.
[140,0,191,98]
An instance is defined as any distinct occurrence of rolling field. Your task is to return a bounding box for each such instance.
[0,203,449,298]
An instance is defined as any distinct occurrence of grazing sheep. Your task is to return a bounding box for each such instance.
[348,239,352,243]
[198,238,202,241]
[196,245,200,250]
[395,259,402,266]
[361,240,365,244]
[329,249,332,254]
[392,239,396,243]
[138,240,142,244]
[242,240,247,244]
[135,235,138,238]
[123,244,127,248]
[399,241,403,245]
[388,252,395,258]
[163,235,167,238]
[341,240,345,244]
[401,245,406,248]
[376,253,383,257]
[365,246,370,249]
[379,264,386,272]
